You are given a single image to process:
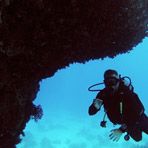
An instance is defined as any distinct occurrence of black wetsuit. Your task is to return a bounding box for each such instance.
[88,83,148,141]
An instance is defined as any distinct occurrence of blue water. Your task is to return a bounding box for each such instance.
[17,37,148,148]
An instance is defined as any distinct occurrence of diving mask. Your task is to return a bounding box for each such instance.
[104,77,119,87]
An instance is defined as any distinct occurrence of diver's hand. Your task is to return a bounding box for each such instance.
[109,128,123,142]
[93,98,103,109]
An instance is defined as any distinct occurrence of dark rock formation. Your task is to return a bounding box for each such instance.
[0,0,148,147]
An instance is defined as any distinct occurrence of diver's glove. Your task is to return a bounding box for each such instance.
[109,128,123,142]
[93,98,103,110]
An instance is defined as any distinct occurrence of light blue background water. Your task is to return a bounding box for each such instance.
[17,37,148,148]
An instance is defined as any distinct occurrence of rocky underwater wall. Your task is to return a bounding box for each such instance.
[0,0,148,147]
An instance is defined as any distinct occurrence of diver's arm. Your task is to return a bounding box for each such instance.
[88,98,103,115]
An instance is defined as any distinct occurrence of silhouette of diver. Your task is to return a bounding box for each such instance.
[88,69,148,142]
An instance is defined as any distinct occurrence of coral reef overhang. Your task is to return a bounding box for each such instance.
[0,0,148,147]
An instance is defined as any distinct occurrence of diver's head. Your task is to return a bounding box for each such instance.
[104,69,120,92]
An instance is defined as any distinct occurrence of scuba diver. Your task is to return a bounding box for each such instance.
[88,69,148,142]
